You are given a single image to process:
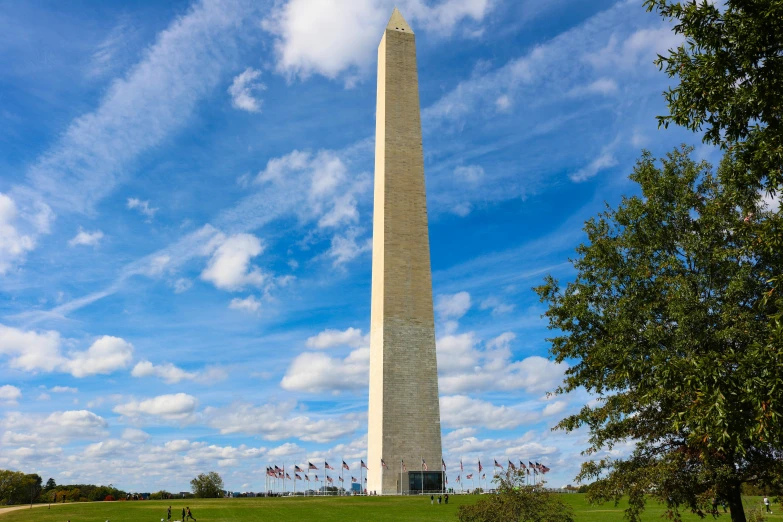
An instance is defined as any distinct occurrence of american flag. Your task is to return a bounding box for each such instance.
[478,460,483,472]
[352,477,358,483]
[466,474,473,479]
[361,460,368,470]
[381,459,388,469]
[314,475,319,481]
[508,460,516,470]
[460,459,464,472]
[402,460,407,472]
[286,473,291,480]
[445,476,448,485]
[309,462,318,470]
[456,475,461,483]
[482,474,486,480]
[305,475,310,481]
[541,465,550,473]
[535,462,541,471]
[295,474,302,480]
[342,460,350,470]
[520,461,526,470]
[338,476,344,482]
[327,477,333,483]
[494,459,503,469]
[325,461,335,470]
[295,465,303,473]
[442,459,446,471]
[422,458,428,471]
[529,461,534,469]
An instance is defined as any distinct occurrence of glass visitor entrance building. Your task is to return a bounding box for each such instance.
[406,471,444,494]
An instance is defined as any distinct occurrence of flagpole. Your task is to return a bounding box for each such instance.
[400,460,403,496]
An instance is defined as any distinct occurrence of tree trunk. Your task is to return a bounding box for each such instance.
[727,483,746,522]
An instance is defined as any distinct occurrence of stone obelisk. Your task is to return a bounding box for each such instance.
[367,9,442,496]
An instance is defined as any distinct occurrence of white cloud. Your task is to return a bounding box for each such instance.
[0,193,36,275]
[228,67,265,112]
[326,228,372,266]
[585,27,683,71]
[114,393,198,421]
[84,439,134,458]
[479,296,515,315]
[454,165,485,183]
[305,327,366,349]
[441,395,536,430]
[201,233,266,291]
[121,428,151,443]
[0,330,128,384]
[281,348,369,393]
[436,330,567,394]
[0,385,22,404]
[267,442,302,457]
[261,0,493,83]
[205,401,359,443]
[569,151,617,182]
[229,295,261,313]
[127,197,159,220]
[174,278,193,293]
[63,336,134,378]
[0,323,64,373]
[542,400,567,417]
[568,77,618,97]
[131,361,198,384]
[2,410,108,444]
[68,227,104,247]
[495,94,512,111]
[50,386,78,393]
[144,255,171,276]
[435,291,471,319]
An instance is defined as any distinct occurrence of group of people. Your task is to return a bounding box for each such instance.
[429,494,449,505]
[166,505,196,521]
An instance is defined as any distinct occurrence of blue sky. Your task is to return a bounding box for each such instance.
[0,0,713,493]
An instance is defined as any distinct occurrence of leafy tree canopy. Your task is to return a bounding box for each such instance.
[644,0,783,194]
[536,147,783,522]
[457,469,574,522]
[190,471,224,499]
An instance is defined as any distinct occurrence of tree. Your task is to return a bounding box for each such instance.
[644,0,783,334]
[190,472,224,498]
[536,147,783,522]
[457,469,574,522]
[44,478,56,491]
[644,0,783,194]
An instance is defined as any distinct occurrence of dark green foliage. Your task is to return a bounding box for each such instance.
[536,147,783,522]
[190,471,224,498]
[644,0,783,194]
[457,469,574,522]
[44,478,56,491]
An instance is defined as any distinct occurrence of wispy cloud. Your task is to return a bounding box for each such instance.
[17,0,257,215]
[228,67,265,112]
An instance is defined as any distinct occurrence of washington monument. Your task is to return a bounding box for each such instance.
[367,9,443,495]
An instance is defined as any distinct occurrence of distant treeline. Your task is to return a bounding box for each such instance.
[0,469,126,505]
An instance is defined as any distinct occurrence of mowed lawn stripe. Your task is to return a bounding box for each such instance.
[0,494,778,521]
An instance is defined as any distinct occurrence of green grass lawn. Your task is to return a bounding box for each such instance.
[1,494,779,521]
